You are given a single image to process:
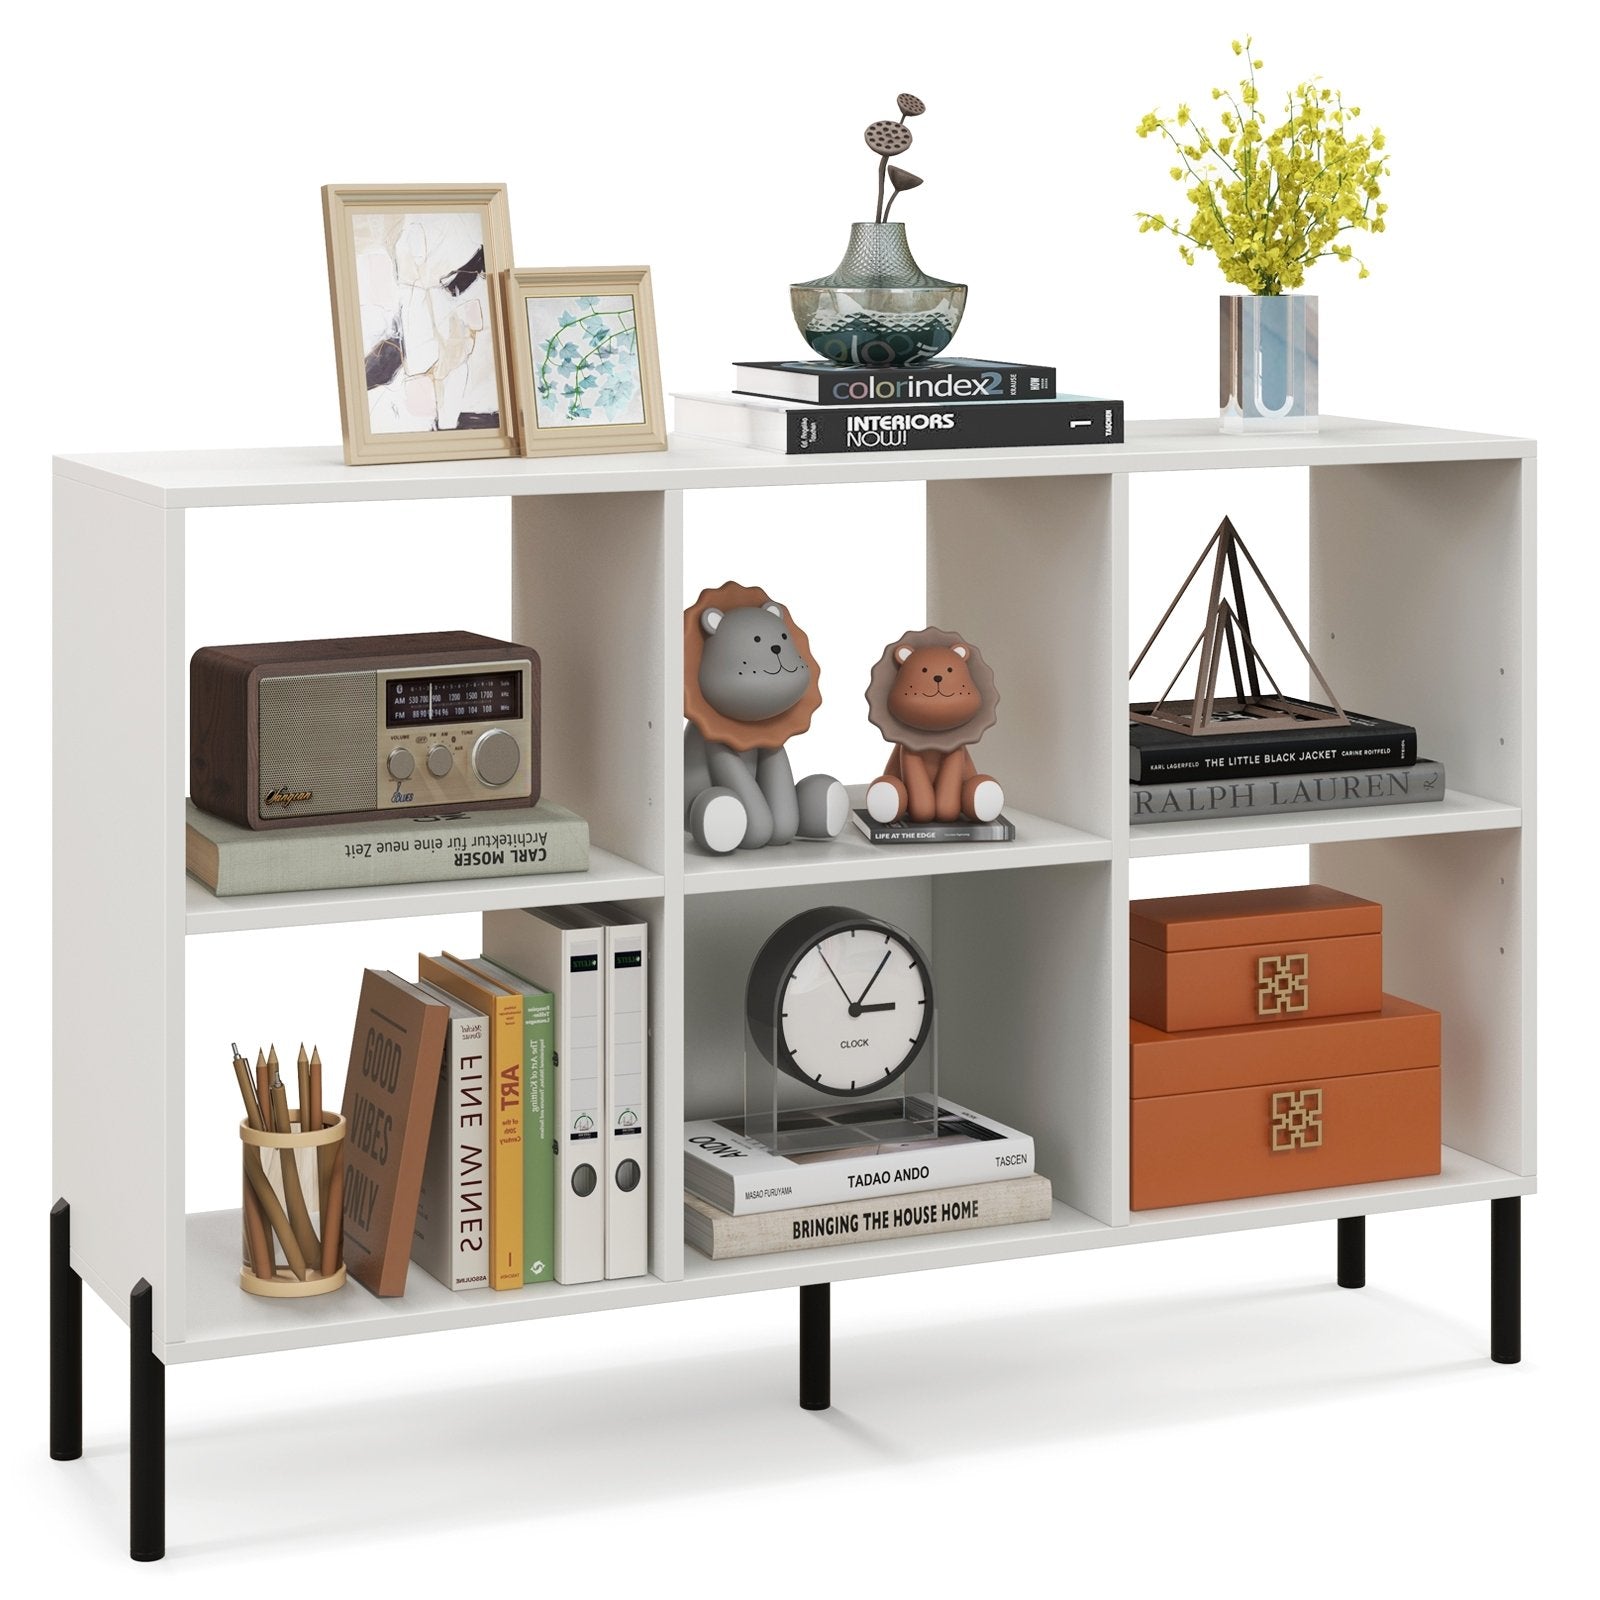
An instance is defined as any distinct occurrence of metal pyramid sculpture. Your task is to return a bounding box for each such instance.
[1130,516,1349,736]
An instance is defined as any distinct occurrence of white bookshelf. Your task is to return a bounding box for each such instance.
[51,415,1535,1549]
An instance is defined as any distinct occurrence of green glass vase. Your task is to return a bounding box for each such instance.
[790,222,966,367]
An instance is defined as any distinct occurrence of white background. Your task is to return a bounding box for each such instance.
[5,0,1596,1591]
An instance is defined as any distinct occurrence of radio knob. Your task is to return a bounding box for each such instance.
[426,744,453,778]
[472,728,521,787]
[387,747,415,781]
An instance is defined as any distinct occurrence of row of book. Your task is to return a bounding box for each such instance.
[682,1096,1050,1259]
[1128,698,1444,825]
[674,356,1123,455]
[345,903,649,1298]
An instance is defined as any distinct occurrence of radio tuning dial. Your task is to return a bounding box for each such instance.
[426,744,453,778]
[472,728,521,787]
[387,747,415,781]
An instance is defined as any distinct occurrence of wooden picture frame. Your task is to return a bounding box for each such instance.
[502,266,666,457]
[322,184,517,466]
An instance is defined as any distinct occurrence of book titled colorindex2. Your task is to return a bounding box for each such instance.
[731,356,1057,405]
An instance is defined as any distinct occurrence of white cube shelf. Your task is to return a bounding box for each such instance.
[53,415,1535,1372]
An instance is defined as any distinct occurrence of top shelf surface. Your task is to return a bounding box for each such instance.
[54,416,1533,510]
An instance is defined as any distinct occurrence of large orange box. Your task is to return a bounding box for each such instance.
[1129,996,1441,1210]
[1130,884,1383,1032]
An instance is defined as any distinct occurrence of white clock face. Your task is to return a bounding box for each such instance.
[780,926,931,1095]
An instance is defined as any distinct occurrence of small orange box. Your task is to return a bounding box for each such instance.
[1130,884,1383,1032]
[1129,995,1442,1210]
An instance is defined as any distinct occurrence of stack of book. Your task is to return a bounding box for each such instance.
[673,356,1123,456]
[1128,698,1445,825]
[364,902,650,1296]
[683,1096,1052,1259]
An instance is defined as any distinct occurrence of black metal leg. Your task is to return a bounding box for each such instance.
[129,1279,165,1562]
[1337,1216,1366,1289]
[51,1200,82,1462]
[799,1283,830,1411]
[1491,1197,1521,1365]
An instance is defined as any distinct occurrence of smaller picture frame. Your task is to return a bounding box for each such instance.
[503,266,666,457]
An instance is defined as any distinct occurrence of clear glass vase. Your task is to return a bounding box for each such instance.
[791,222,967,367]
[1220,293,1319,433]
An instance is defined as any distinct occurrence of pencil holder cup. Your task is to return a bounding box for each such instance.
[239,1111,348,1297]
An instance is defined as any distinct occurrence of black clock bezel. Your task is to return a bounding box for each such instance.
[745,905,935,1098]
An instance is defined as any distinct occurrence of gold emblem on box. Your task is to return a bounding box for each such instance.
[1257,952,1310,1016]
[1270,1088,1323,1151]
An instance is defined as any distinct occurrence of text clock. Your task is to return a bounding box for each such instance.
[746,906,934,1097]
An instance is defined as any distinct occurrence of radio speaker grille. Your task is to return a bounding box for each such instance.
[258,672,377,817]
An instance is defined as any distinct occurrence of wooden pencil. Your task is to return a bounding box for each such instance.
[311,1045,335,1219]
[243,1146,307,1279]
[296,1043,312,1135]
[308,1045,324,1132]
[230,1046,275,1281]
[242,1173,276,1281]
[269,1069,320,1266]
[320,1144,346,1277]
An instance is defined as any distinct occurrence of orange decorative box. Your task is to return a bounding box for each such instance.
[1130,884,1383,1033]
[1129,996,1441,1210]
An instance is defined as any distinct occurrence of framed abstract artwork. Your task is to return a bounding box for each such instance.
[322,184,517,466]
[502,266,666,457]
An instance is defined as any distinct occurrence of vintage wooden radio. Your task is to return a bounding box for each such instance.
[190,631,540,829]
[1130,884,1383,1033]
[1129,997,1442,1209]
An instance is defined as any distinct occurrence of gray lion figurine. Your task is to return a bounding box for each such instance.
[683,581,847,853]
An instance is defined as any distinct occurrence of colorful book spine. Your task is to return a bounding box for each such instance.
[484,989,524,1291]
[410,989,491,1290]
[1128,703,1418,784]
[418,957,524,1291]
[851,809,1016,844]
[731,357,1057,405]
[684,1098,1035,1215]
[185,798,589,897]
[685,1175,1054,1260]
[674,393,1124,455]
[521,987,555,1285]
[1131,759,1446,823]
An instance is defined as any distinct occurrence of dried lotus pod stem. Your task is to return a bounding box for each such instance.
[865,94,925,222]
[882,165,922,221]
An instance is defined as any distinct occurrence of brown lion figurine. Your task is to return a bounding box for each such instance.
[864,627,1003,825]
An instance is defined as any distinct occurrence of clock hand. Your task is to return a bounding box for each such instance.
[817,949,854,1006]
[853,949,892,1007]
[855,1002,897,1013]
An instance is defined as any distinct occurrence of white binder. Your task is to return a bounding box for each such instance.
[482,907,605,1285]
[581,902,649,1280]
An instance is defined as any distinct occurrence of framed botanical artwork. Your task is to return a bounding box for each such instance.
[322,184,517,466]
[502,266,666,457]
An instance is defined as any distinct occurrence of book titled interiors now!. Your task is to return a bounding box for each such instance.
[674,392,1124,454]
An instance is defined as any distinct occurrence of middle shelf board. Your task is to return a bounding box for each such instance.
[167,1147,1528,1363]
[183,788,1522,933]
[684,802,1110,894]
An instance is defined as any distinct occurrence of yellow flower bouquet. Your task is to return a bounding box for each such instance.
[1136,39,1389,294]
[1136,40,1389,431]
